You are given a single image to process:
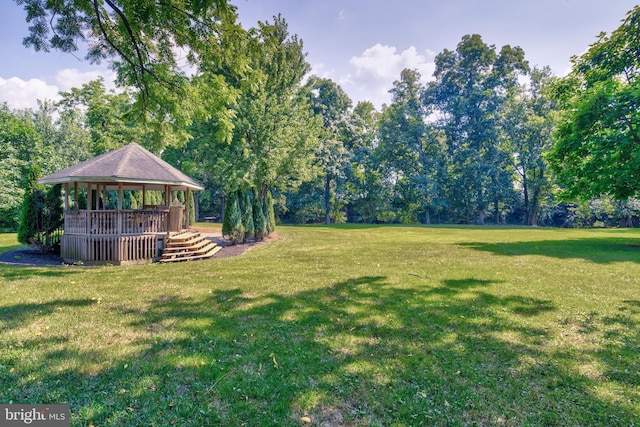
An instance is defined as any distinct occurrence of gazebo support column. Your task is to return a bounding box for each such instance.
[88,182,93,211]
[185,188,191,228]
[64,183,69,210]
[74,182,78,209]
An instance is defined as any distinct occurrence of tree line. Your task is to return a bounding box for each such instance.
[3,2,640,234]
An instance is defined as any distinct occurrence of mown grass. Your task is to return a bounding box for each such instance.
[1,225,639,426]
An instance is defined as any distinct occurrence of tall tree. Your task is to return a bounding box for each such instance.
[503,67,557,225]
[239,15,320,203]
[548,6,640,201]
[197,15,321,227]
[15,0,237,147]
[305,76,352,224]
[0,104,39,229]
[343,101,388,223]
[0,101,89,229]
[379,69,446,224]
[424,35,528,224]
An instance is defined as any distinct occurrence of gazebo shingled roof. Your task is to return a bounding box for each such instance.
[38,142,203,191]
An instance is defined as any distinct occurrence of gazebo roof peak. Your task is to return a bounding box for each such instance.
[39,142,203,191]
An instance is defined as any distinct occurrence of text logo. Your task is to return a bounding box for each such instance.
[0,405,69,427]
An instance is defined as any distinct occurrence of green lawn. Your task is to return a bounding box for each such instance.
[1,225,639,426]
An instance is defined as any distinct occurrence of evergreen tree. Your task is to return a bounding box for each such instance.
[189,191,196,225]
[130,191,139,209]
[265,190,276,234]
[18,165,43,246]
[222,190,244,244]
[252,188,268,240]
[42,184,64,252]
[239,189,255,242]
[17,165,63,252]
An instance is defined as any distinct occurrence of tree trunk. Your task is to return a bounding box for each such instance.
[478,209,485,225]
[325,174,331,225]
[527,186,540,226]
[194,192,200,223]
[522,170,529,226]
[620,215,634,228]
[425,208,431,225]
[494,200,500,225]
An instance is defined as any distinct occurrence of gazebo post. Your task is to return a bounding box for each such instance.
[142,184,146,208]
[117,183,123,211]
[88,182,93,211]
[116,183,123,260]
[74,182,78,209]
[64,183,69,211]
[186,188,191,228]
[117,183,123,234]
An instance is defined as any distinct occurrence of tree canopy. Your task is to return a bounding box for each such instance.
[424,34,528,224]
[548,5,640,201]
[6,3,640,230]
[15,0,238,147]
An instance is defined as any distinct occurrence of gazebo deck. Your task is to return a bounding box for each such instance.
[61,208,173,265]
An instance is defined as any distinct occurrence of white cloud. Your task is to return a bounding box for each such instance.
[55,68,117,91]
[342,44,436,108]
[0,68,117,110]
[309,62,336,79]
[0,77,60,110]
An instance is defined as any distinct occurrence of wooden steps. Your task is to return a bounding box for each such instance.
[160,231,221,263]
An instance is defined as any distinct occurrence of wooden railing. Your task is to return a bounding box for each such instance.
[64,209,169,236]
[121,210,168,235]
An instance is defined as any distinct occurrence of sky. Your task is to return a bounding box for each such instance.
[0,0,637,111]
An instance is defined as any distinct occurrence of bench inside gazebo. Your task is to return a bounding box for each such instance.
[39,143,219,265]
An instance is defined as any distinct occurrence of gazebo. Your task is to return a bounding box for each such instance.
[39,143,218,265]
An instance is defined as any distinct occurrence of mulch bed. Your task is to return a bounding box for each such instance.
[0,231,278,267]
[0,248,68,267]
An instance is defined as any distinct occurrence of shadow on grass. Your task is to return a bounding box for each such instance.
[599,300,640,388]
[0,276,637,425]
[0,264,82,281]
[0,299,96,332]
[459,237,640,264]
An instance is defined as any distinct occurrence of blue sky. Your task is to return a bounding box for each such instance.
[0,0,637,110]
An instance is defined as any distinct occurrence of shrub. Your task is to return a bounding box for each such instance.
[222,191,244,245]
[239,189,254,243]
[265,190,276,234]
[18,165,63,253]
[253,188,267,240]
